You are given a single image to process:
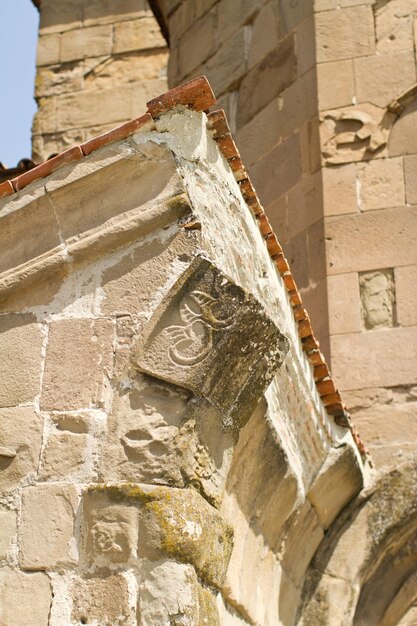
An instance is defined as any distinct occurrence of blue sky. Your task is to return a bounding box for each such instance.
[0,0,39,167]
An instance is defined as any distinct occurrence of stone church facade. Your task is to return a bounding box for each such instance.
[0,1,416,624]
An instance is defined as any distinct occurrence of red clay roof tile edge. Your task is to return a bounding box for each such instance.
[2,76,366,459]
[207,105,367,459]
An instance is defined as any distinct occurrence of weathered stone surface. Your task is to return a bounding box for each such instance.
[389,100,417,157]
[355,50,416,108]
[331,327,417,390]
[0,407,43,491]
[0,507,16,561]
[327,272,361,335]
[84,485,233,588]
[83,0,150,26]
[237,35,297,128]
[41,319,113,411]
[317,59,355,111]
[204,28,247,96]
[395,264,417,326]
[404,154,417,204]
[20,484,79,569]
[60,24,113,62]
[322,163,358,216]
[248,1,281,69]
[357,157,405,211]
[325,207,417,275]
[37,33,60,66]
[138,561,203,625]
[133,256,289,425]
[307,446,363,529]
[40,430,88,480]
[101,229,197,316]
[101,374,235,506]
[375,0,417,53]
[0,569,52,626]
[315,6,375,62]
[178,10,216,77]
[113,17,166,54]
[251,133,302,203]
[56,86,132,130]
[359,269,395,329]
[71,573,135,626]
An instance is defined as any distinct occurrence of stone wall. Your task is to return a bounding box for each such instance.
[33,0,168,161]
[152,0,417,470]
[2,104,363,625]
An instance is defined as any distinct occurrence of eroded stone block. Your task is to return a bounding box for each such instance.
[133,256,289,427]
[0,315,44,407]
[71,573,135,625]
[41,318,113,411]
[0,407,43,491]
[40,430,88,481]
[0,507,16,562]
[0,569,52,626]
[101,374,236,506]
[20,484,79,569]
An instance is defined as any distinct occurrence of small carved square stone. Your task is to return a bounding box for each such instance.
[132,256,289,424]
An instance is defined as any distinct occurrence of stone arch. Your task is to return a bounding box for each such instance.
[297,461,417,625]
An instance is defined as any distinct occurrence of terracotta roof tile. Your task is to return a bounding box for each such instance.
[81,114,154,156]
[146,76,215,117]
[1,75,365,457]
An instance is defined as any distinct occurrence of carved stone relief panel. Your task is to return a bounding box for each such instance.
[320,104,396,164]
[132,256,289,427]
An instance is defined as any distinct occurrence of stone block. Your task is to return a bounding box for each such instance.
[20,484,79,569]
[37,33,60,66]
[113,17,166,54]
[35,63,84,98]
[357,158,405,211]
[317,59,355,111]
[0,193,61,275]
[325,207,417,275]
[282,501,324,586]
[217,0,262,41]
[60,24,113,62]
[330,327,417,390]
[237,34,297,128]
[32,96,57,134]
[84,50,167,87]
[83,0,150,26]
[236,98,280,166]
[301,279,330,358]
[359,269,395,329]
[395,264,417,326]
[41,319,114,411]
[71,574,134,625]
[131,78,170,118]
[354,50,416,108]
[283,230,309,289]
[248,1,281,69]
[56,86,132,130]
[138,562,203,624]
[308,219,327,283]
[0,407,43,491]
[322,163,358,216]
[307,446,363,528]
[101,230,197,316]
[353,401,417,449]
[39,0,83,33]
[315,6,375,62]
[389,100,417,157]
[285,170,323,239]
[296,16,316,77]
[404,155,417,205]
[251,133,302,205]
[168,1,195,38]
[0,569,52,626]
[133,256,289,425]
[0,508,16,561]
[204,28,248,96]
[375,0,416,53]
[328,272,361,335]
[40,430,89,481]
[0,315,44,408]
[178,11,216,77]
